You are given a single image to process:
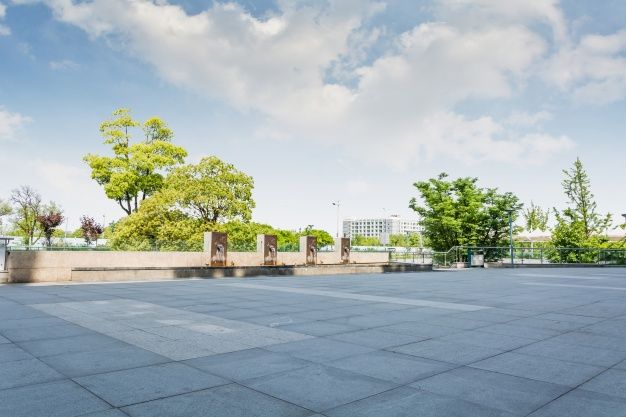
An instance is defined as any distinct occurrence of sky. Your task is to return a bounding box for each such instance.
[0,0,625,235]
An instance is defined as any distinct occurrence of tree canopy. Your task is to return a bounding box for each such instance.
[522,201,550,233]
[84,108,187,215]
[10,185,44,245]
[107,155,337,252]
[161,156,255,223]
[409,173,522,251]
[551,158,611,249]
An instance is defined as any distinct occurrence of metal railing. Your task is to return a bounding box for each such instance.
[388,249,433,264]
[425,246,626,267]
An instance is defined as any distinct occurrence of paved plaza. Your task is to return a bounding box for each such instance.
[2,268,626,416]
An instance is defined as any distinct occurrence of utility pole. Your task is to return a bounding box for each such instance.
[332,201,341,238]
[506,209,514,268]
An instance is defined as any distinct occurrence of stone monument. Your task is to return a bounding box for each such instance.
[204,232,228,267]
[299,235,317,265]
[0,237,12,271]
[257,234,278,266]
[336,237,350,263]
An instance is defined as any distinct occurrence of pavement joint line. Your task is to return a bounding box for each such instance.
[521,282,626,291]
[219,283,491,312]
[513,273,607,280]
[519,359,614,417]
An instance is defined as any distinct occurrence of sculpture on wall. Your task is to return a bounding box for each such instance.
[300,235,317,265]
[336,237,350,263]
[204,232,228,267]
[257,234,278,266]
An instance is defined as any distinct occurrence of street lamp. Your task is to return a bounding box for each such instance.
[332,201,341,238]
[505,209,515,268]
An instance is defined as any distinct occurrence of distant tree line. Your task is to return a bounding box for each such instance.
[409,158,621,252]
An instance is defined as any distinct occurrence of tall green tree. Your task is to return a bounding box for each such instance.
[84,108,187,215]
[550,158,611,249]
[409,173,521,251]
[10,185,43,245]
[161,156,255,223]
[523,201,550,233]
[561,158,611,238]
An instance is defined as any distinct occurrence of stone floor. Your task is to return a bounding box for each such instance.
[1,268,626,416]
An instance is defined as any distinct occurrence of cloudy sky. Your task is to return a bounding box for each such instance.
[1,0,625,234]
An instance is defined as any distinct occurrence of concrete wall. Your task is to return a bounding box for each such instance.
[6,250,390,283]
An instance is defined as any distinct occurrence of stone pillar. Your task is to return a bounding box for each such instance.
[336,237,350,264]
[257,234,278,266]
[299,236,317,265]
[204,232,228,267]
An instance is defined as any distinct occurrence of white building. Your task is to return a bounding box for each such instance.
[343,215,421,244]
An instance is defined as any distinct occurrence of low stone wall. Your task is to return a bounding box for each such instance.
[69,263,431,282]
[5,250,390,283]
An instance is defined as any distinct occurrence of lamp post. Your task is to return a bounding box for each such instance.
[332,201,341,238]
[505,209,514,268]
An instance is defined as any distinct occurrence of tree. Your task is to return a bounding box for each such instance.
[409,173,522,251]
[300,226,334,249]
[10,186,43,245]
[37,204,64,246]
[109,156,256,250]
[84,108,187,215]
[550,158,612,251]
[523,201,549,233]
[352,235,381,246]
[161,156,255,223]
[0,198,11,235]
[561,158,611,238]
[80,216,104,245]
[389,233,422,248]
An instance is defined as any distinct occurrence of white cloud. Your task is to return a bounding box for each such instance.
[544,30,626,104]
[49,59,79,70]
[27,0,625,167]
[505,110,553,127]
[0,1,10,35]
[437,0,567,42]
[0,107,31,140]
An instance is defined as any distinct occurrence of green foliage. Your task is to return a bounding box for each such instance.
[351,235,381,246]
[550,158,612,252]
[523,201,549,233]
[10,185,44,245]
[560,158,611,238]
[109,155,262,251]
[161,156,255,223]
[107,154,333,251]
[84,108,187,215]
[409,173,522,251]
[389,233,422,248]
[301,226,334,249]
